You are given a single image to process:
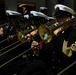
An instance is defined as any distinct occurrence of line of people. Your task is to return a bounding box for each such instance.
[0,3,76,75]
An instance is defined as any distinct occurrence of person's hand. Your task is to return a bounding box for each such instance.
[53,22,63,35]
[53,27,62,35]
[0,27,3,35]
[30,30,38,36]
[25,29,38,41]
[9,35,15,39]
[25,33,31,41]
[31,41,38,49]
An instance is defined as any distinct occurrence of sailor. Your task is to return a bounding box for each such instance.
[31,4,76,75]
[52,4,76,74]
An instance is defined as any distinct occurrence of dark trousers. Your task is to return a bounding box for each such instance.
[19,60,48,75]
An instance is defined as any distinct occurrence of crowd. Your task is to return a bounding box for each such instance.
[0,3,76,75]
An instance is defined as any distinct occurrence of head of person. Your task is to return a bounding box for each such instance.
[19,4,27,14]
[53,4,75,35]
[39,7,48,14]
[53,4,75,24]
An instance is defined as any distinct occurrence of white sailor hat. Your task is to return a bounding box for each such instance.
[40,7,47,10]
[19,4,27,8]
[30,11,47,17]
[30,11,54,20]
[6,10,21,15]
[53,4,75,17]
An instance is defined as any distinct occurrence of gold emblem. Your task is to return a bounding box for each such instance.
[62,40,72,57]
[62,40,76,57]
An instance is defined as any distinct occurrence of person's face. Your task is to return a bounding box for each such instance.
[0,27,3,35]
[22,7,26,12]
[53,16,71,35]
[56,16,71,24]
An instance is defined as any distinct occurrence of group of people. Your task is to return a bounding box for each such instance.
[0,3,76,75]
